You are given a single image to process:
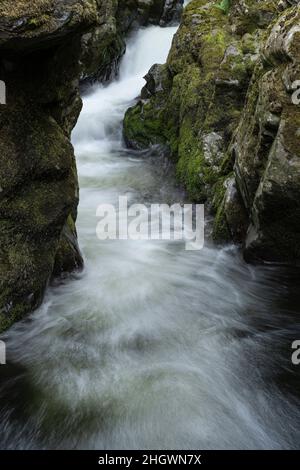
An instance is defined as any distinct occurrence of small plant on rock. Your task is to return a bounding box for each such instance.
[216,0,231,14]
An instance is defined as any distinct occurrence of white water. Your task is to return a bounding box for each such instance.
[0,26,300,450]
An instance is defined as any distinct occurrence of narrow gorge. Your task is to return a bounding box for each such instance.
[0,0,300,451]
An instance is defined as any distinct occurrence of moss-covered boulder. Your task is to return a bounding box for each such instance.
[123,0,273,201]
[0,0,99,50]
[123,0,300,265]
[233,5,300,264]
[0,0,94,332]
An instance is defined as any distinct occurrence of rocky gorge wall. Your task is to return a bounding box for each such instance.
[123,0,300,265]
[0,0,182,333]
[80,0,184,84]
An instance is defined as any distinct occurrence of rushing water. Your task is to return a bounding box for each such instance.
[0,26,300,450]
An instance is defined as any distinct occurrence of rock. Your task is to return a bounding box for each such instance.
[80,7,126,83]
[80,0,125,84]
[123,0,300,265]
[52,215,84,278]
[160,0,184,26]
[80,0,184,85]
[0,0,96,332]
[124,63,172,149]
[213,175,248,243]
[117,0,182,29]
[141,63,168,98]
[0,0,98,52]
[123,0,265,201]
[235,5,300,264]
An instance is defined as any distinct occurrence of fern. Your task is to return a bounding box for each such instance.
[216,0,231,14]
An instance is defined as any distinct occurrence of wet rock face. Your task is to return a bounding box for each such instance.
[0,0,98,51]
[80,0,184,84]
[117,0,183,30]
[123,0,300,265]
[0,0,94,331]
[235,6,300,264]
[80,0,123,84]
[160,0,184,25]
[124,0,268,199]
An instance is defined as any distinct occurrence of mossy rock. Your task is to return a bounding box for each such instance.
[123,0,299,264]
[52,215,84,278]
[123,0,262,203]
[0,0,91,332]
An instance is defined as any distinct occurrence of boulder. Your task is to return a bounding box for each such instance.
[234,5,300,264]
[0,0,92,332]
[123,0,300,265]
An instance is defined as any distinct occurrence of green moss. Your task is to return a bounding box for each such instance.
[0,99,79,335]
[122,0,260,203]
[0,292,42,333]
[176,126,204,201]
[213,205,231,242]
[0,231,57,333]
[215,0,231,15]
[123,102,165,149]
[211,176,233,242]
[241,33,258,55]
[201,30,228,70]
[0,1,55,19]
[28,14,50,28]
[212,176,227,212]
[122,0,286,247]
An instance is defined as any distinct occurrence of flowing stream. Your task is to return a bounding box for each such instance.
[0,26,300,450]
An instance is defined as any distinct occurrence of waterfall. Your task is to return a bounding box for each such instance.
[0,26,299,451]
